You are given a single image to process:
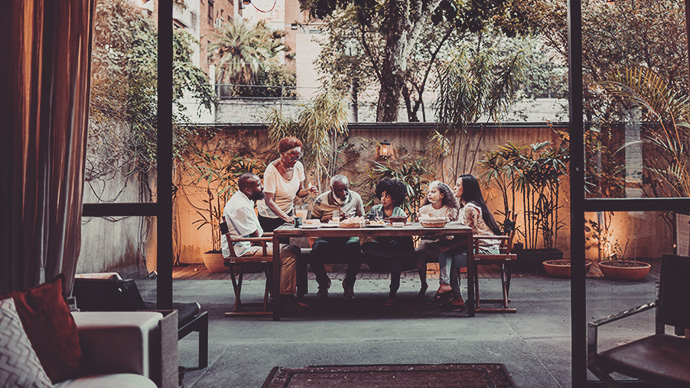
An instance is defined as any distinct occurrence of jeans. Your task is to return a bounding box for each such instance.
[438,249,467,298]
[361,237,414,295]
[310,237,362,288]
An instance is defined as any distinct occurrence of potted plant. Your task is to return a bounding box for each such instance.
[186,145,265,272]
[481,137,569,271]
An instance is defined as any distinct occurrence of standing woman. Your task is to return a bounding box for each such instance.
[257,137,317,233]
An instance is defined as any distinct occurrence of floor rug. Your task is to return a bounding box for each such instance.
[262,363,517,388]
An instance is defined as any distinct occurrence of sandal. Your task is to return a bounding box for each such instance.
[432,290,452,302]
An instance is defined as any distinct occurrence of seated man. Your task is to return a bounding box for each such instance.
[221,173,307,310]
[310,175,365,299]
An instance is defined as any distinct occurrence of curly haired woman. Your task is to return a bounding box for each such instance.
[361,178,414,306]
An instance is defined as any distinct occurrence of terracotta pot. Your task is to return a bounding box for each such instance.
[543,259,592,278]
[599,260,651,281]
[202,251,229,273]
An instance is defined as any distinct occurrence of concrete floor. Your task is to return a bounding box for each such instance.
[137,269,659,388]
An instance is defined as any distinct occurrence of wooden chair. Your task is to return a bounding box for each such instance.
[220,216,273,316]
[472,211,518,313]
[587,254,690,387]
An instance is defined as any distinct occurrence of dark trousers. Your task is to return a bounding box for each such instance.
[361,237,414,295]
[259,213,291,244]
[310,237,362,288]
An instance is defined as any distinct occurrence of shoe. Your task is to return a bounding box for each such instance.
[432,290,452,302]
[384,296,396,306]
[343,284,355,300]
[440,296,465,311]
[317,279,331,299]
[281,294,311,312]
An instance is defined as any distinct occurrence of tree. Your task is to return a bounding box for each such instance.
[89,0,215,189]
[265,89,350,189]
[530,0,688,118]
[208,20,295,98]
[431,41,529,179]
[303,0,535,122]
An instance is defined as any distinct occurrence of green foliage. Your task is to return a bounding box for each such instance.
[532,0,688,118]
[303,0,535,121]
[597,67,690,198]
[88,0,215,183]
[186,146,266,252]
[209,20,295,98]
[362,157,434,221]
[266,89,350,189]
[481,137,569,249]
[431,42,528,178]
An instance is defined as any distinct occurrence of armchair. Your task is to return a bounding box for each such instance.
[587,255,690,387]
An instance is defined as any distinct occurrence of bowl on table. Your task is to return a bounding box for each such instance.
[419,217,447,228]
[388,216,408,225]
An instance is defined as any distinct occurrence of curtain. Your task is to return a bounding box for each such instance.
[0,0,94,295]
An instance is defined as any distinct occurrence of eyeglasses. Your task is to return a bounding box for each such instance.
[285,154,302,161]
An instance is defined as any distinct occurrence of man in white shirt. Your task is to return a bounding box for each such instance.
[222,173,307,309]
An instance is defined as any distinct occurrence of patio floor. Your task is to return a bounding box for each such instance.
[137,259,662,388]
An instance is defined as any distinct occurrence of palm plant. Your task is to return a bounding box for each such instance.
[186,146,266,252]
[266,89,349,191]
[431,43,527,180]
[598,67,690,198]
[208,20,286,90]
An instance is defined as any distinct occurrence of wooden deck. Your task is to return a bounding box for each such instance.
[172,258,663,281]
[172,263,545,281]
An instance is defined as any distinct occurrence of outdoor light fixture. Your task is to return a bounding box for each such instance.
[291,23,298,30]
[243,0,251,4]
[377,140,391,160]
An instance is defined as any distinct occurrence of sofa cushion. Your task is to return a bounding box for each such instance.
[52,373,157,388]
[0,298,52,388]
[2,275,83,383]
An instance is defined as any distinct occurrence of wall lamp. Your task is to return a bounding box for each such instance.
[377,140,392,160]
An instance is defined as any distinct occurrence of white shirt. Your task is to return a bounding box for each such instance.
[221,191,263,258]
[257,161,305,218]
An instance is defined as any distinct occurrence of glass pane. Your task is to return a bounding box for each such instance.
[79,216,155,278]
[581,1,689,199]
[584,210,675,381]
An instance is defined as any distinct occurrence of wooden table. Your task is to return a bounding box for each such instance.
[272,222,474,320]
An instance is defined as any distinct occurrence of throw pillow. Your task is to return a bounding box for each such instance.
[0,298,52,388]
[2,275,83,383]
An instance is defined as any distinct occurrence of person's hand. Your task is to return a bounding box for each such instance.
[283,215,294,224]
[307,185,319,195]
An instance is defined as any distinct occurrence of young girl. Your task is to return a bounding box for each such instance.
[415,181,460,300]
[440,174,502,308]
[361,178,414,306]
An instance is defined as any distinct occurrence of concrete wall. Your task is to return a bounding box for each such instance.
[171,123,675,265]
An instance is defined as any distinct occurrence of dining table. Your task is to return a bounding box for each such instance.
[271,221,475,320]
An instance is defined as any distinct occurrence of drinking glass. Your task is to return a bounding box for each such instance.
[332,210,340,222]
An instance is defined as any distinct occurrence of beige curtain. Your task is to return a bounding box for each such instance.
[1,0,94,294]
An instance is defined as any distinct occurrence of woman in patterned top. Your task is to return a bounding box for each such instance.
[439,174,502,309]
[361,178,413,306]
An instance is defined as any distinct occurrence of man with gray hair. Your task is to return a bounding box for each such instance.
[310,174,365,299]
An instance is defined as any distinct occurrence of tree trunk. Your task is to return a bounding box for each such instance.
[377,22,407,122]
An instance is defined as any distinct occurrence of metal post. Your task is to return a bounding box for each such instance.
[157,0,174,310]
[567,0,587,386]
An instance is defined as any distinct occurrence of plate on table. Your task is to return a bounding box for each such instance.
[321,223,339,228]
[300,224,319,229]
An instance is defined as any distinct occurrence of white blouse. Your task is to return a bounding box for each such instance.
[257,161,305,218]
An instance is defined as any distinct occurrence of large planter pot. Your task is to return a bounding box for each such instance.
[543,259,592,278]
[202,251,229,273]
[515,248,564,272]
[599,260,651,281]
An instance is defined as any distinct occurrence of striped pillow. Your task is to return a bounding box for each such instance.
[0,298,51,388]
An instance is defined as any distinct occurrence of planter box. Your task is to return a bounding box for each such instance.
[515,248,564,272]
[599,260,651,281]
